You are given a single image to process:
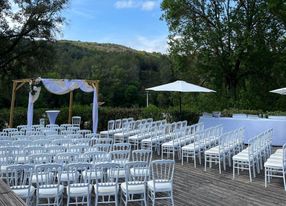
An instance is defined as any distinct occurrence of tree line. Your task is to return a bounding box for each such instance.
[1,0,286,113]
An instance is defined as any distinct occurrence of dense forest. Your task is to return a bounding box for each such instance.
[0,40,174,109]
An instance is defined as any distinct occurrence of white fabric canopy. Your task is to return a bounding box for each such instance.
[146,80,215,92]
[27,78,98,132]
[270,87,286,95]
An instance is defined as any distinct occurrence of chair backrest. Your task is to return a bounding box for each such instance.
[13,140,33,147]
[32,139,51,147]
[112,143,131,151]
[66,163,92,184]
[24,146,47,155]
[0,140,13,147]
[124,161,148,186]
[6,164,34,188]
[151,159,175,183]
[67,145,87,154]
[55,152,79,164]
[9,131,25,137]
[39,118,45,126]
[107,120,115,130]
[115,119,122,129]
[81,151,110,163]
[0,131,8,137]
[35,163,62,186]
[77,129,92,138]
[110,150,130,165]
[52,138,72,147]
[46,145,66,154]
[132,149,152,164]
[29,153,53,164]
[95,144,112,153]
[72,116,81,127]
[96,138,113,144]
[93,163,120,189]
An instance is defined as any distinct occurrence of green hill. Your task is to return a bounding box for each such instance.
[1,40,173,108]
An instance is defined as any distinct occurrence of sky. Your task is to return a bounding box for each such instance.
[61,0,169,53]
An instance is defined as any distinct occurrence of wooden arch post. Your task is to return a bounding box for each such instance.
[9,79,31,128]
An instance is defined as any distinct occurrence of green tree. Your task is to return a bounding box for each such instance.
[0,0,68,106]
[161,0,286,110]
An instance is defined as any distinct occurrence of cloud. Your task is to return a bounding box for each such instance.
[114,0,136,9]
[141,1,157,11]
[114,0,158,11]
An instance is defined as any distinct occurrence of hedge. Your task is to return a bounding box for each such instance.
[0,105,285,131]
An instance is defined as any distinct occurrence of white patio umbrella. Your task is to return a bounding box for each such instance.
[270,87,286,95]
[146,80,215,115]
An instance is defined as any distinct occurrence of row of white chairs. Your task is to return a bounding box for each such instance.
[204,128,244,174]
[161,123,204,160]
[99,117,136,137]
[113,119,158,143]
[1,127,92,138]
[233,129,273,182]
[180,125,223,167]
[5,159,174,206]
[264,144,286,190]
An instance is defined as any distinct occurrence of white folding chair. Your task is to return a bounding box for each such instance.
[66,163,92,206]
[6,164,35,205]
[35,164,64,206]
[93,163,120,206]
[147,160,175,206]
[121,162,148,206]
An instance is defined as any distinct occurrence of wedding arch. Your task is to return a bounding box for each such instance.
[9,78,99,132]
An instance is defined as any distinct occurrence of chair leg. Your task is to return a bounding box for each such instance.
[204,155,207,171]
[265,168,267,188]
[249,163,252,182]
[233,161,235,179]
[283,172,286,191]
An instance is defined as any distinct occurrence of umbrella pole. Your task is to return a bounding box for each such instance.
[179,92,182,120]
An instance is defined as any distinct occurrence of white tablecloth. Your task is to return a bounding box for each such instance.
[199,116,286,146]
[46,110,60,124]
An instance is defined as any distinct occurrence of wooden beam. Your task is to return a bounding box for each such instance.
[68,91,73,123]
[15,82,27,91]
[9,81,17,128]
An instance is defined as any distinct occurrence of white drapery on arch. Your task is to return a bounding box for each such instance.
[27,78,98,132]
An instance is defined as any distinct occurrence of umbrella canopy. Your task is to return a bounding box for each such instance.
[270,87,286,95]
[146,80,215,93]
[145,80,215,118]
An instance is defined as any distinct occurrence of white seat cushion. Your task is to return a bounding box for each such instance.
[232,153,252,161]
[12,186,35,198]
[67,184,92,197]
[264,159,284,168]
[121,182,145,193]
[205,146,220,155]
[38,185,64,198]
[94,183,119,195]
[147,180,172,192]
[182,143,200,151]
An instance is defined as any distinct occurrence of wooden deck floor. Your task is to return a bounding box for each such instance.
[172,159,286,206]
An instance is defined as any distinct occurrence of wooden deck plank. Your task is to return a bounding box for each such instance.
[172,159,286,206]
[0,179,26,206]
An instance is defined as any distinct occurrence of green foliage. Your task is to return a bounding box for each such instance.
[161,0,286,111]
